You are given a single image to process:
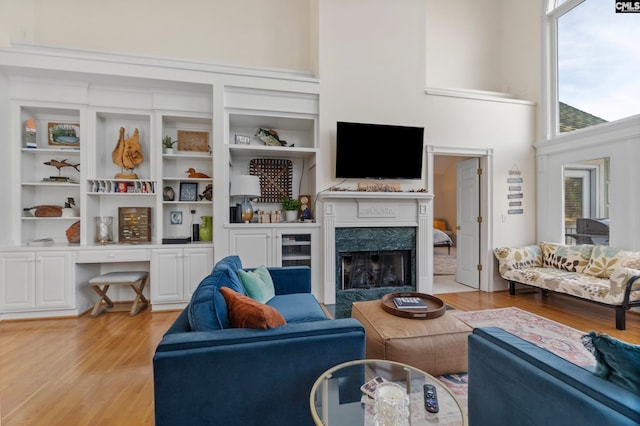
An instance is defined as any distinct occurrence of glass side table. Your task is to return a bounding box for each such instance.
[310,359,467,426]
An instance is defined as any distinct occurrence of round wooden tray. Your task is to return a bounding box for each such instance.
[380,292,446,320]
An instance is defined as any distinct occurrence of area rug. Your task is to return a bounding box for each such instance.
[436,307,596,416]
[434,247,456,275]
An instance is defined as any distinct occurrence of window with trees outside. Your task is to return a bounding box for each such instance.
[547,0,640,134]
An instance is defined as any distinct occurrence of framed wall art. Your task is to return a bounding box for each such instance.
[177,130,209,152]
[179,182,198,201]
[48,122,80,147]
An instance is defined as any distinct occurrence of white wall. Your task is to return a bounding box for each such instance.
[426,0,502,91]
[1,0,543,278]
[318,0,537,246]
[0,0,314,72]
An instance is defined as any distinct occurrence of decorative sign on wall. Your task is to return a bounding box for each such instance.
[507,164,524,215]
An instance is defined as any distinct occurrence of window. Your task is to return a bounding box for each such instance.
[546,0,640,135]
[563,158,610,244]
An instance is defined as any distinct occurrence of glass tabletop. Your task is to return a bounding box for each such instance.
[310,359,467,426]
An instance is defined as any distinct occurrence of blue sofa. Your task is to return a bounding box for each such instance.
[153,256,365,426]
[468,327,640,425]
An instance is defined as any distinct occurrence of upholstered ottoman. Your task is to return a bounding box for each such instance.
[351,300,472,376]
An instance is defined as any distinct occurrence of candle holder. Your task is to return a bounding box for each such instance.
[95,216,114,244]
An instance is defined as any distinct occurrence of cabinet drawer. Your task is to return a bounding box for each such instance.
[75,249,150,263]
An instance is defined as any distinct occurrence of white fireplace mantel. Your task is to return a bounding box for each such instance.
[318,191,434,304]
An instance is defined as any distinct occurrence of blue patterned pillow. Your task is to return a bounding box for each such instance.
[582,331,640,394]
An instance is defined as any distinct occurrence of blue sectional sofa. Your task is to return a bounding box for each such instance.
[153,256,365,426]
[468,327,640,425]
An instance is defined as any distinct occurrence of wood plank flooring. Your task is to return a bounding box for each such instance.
[0,290,638,425]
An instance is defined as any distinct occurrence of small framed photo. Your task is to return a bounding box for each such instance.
[235,134,251,145]
[170,211,183,225]
[179,182,198,201]
[48,122,80,147]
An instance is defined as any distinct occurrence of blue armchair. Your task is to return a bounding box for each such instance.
[153,256,365,426]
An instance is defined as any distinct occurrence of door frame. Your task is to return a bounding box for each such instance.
[426,145,494,292]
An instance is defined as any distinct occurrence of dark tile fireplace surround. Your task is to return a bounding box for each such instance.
[334,227,416,318]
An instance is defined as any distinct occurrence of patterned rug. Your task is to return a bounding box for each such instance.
[434,246,456,275]
[437,307,596,415]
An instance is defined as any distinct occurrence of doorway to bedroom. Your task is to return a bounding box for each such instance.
[431,150,488,293]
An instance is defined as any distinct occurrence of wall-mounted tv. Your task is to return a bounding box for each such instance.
[335,121,424,179]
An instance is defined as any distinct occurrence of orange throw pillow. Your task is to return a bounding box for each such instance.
[220,287,286,329]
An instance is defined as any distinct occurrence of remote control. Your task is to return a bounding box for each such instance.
[424,384,439,413]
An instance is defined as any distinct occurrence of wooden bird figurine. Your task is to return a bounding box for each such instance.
[185,168,210,178]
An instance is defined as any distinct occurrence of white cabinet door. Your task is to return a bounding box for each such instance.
[229,229,272,268]
[183,247,214,300]
[35,251,73,308]
[151,248,184,303]
[151,246,213,304]
[0,251,72,311]
[0,252,35,311]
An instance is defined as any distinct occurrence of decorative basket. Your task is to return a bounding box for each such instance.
[249,158,292,203]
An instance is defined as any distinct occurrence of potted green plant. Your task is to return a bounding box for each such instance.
[281,198,301,222]
[163,136,177,154]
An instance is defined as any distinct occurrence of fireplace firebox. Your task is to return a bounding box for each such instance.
[340,250,411,290]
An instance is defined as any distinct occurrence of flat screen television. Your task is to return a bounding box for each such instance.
[335,121,424,179]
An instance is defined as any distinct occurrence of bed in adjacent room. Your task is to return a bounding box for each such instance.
[433,228,453,255]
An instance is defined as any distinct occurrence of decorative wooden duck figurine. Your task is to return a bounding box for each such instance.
[185,168,210,178]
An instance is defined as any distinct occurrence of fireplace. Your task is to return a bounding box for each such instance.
[340,250,412,290]
[334,226,416,317]
[319,191,434,310]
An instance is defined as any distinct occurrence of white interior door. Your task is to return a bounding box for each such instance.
[456,158,480,288]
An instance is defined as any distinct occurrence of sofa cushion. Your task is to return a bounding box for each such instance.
[238,265,275,303]
[220,287,286,329]
[582,331,640,394]
[583,245,625,278]
[266,293,329,323]
[494,244,542,276]
[541,242,593,273]
[188,256,245,331]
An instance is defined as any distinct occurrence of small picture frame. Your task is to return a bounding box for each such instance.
[177,130,209,152]
[170,211,183,225]
[48,122,80,147]
[179,182,198,201]
[235,134,251,145]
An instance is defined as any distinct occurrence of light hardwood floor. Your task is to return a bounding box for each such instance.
[1,291,638,425]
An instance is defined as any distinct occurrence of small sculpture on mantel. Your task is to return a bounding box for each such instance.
[112,127,144,179]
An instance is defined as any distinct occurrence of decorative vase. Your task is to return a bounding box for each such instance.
[284,210,298,222]
[163,148,174,155]
[199,216,212,241]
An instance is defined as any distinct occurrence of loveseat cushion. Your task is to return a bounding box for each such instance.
[220,287,286,329]
[187,256,246,331]
[541,242,592,272]
[584,245,626,278]
[267,293,329,323]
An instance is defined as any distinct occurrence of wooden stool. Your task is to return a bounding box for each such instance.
[89,271,149,317]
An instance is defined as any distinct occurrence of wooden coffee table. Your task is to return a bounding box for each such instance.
[310,359,467,425]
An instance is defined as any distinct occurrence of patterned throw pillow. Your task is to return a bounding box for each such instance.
[583,245,624,278]
[582,331,640,394]
[541,242,593,272]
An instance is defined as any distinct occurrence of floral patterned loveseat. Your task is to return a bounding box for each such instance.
[494,243,640,330]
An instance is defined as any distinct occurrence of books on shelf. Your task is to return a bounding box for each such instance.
[393,297,427,309]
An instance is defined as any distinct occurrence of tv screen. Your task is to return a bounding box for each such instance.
[335,121,424,179]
